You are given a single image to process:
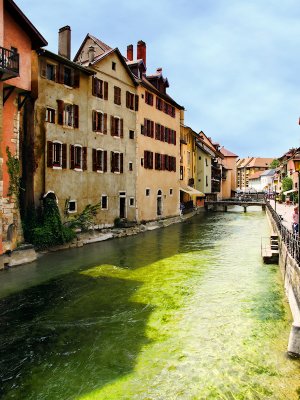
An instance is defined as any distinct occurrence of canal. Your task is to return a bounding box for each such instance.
[0,210,300,399]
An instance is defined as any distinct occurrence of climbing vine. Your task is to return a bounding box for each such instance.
[6,146,22,207]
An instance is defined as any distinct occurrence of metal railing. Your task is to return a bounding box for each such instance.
[266,201,300,264]
[0,47,19,74]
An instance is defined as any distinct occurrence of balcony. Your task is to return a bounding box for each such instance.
[0,47,19,81]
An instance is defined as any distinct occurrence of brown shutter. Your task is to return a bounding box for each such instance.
[151,121,154,138]
[135,95,139,111]
[126,91,129,108]
[162,154,165,170]
[118,88,121,105]
[150,152,153,169]
[82,147,87,170]
[111,151,115,172]
[120,119,124,138]
[40,59,46,78]
[174,130,176,145]
[47,141,53,167]
[70,145,75,169]
[111,116,115,136]
[62,144,67,169]
[57,100,64,125]
[104,151,107,172]
[92,76,97,96]
[73,70,80,88]
[58,64,64,83]
[104,113,107,134]
[174,157,177,172]
[160,125,164,141]
[92,149,97,171]
[155,153,159,170]
[144,150,147,169]
[104,81,108,100]
[74,105,79,128]
[120,153,124,173]
[144,119,147,136]
[155,123,159,140]
[92,110,96,131]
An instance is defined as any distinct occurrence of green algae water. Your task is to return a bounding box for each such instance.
[0,210,300,400]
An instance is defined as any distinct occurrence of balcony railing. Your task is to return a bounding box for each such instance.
[0,47,19,81]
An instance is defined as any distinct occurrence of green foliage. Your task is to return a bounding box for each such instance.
[31,198,75,250]
[6,146,22,207]
[64,202,101,231]
[269,159,280,169]
[281,177,293,192]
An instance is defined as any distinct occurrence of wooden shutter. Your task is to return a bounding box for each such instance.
[58,64,64,83]
[40,59,46,78]
[144,151,148,169]
[174,131,176,145]
[104,151,107,172]
[57,100,64,125]
[82,147,87,170]
[120,153,124,173]
[160,125,164,141]
[111,116,115,136]
[73,70,80,88]
[120,119,124,138]
[150,121,154,138]
[144,119,147,136]
[150,152,153,169]
[70,145,75,169]
[92,149,97,171]
[92,76,96,96]
[74,105,79,128]
[104,81,108,100]
[92,110,96,131]
[111,151,115,172]
[62,144,67,169]
[47,141,53,167]
[135,95,139,111]
[174,157,177,172]
[126,91,129,108]
[104,113,107,134]
[162,154,165,171]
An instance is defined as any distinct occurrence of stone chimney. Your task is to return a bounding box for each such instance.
[137,40,146,67]
[58,26,71,59]
[88,46,95,63]
[127,44,133,61]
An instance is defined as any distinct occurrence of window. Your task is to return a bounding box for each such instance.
[206,176,208,186]
[129,198,135,207]
[129,162,133,171]
[101,195,108,210]
[111,151,123,173]
[187,151,191,165]
[92,111,107,133]
[129,130,134,139]
[145,91,153,106]
[92,76,108,99]
[170,188,173,195]
[47,141,67,169]
[92,149,107,172]
[180,166,184,180]
[142,119,154,137]
[112,61,116,70]
[145,189,150,196]
[114,86,121,105]
[156,97,163,111]
[57,100,79,128]
[45,108,55,123]
[144,151,153,169]
[46,63,56,81]
[111,116,123,137]
[64,66,73,86]
[68,200,77,213]
[70,145,87,170]
[126,91,134,110]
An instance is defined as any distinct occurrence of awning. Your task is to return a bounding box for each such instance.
[283,189,297,195]
[180,184,205,197]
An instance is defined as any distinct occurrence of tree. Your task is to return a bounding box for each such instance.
[281,177,293,192]
[269,159,280,169]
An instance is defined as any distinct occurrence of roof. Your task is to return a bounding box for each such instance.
[260,169,276,177]
[37,49,94,75]
[5,0,48,49]
[220,146,238,158]
[248,171,264,180]
[236,157,253,168]
[73,33,111,62]
[247,158,273,168]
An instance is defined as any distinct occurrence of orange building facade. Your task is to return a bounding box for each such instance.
[0,0,46,259]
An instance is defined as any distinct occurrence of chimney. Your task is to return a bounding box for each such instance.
[137,40,146,67]
[88,45,95,63]
[58,26,71,59]
[127,44,133,61]
[156,67,162,74]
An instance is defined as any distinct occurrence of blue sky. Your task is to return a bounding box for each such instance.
[17,0,300,158]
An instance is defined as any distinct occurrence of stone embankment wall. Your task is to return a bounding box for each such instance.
[266,207,300,355]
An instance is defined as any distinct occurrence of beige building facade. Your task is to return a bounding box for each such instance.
[220,147,238,199]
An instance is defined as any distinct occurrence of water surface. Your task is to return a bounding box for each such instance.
[0,209,299,399]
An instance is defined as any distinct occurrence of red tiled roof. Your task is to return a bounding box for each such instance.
[220,146,238,158]
[248,171,264,180]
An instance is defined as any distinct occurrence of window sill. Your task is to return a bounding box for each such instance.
[97,170,104,173]
[74,168,83,172]
[52,165,62,170]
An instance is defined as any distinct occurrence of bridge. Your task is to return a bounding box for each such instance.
[205,199,266,212]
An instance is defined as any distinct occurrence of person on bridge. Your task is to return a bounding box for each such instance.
[292,205,299,236]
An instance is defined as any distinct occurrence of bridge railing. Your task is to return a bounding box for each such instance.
[266,201,300,264]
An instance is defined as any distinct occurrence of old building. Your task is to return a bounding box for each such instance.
[237,157,273,191]
[0,0,47,258]
[220,146,238,199]
[126,41,184,221]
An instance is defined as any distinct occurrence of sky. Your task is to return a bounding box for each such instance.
[17,0,300,158]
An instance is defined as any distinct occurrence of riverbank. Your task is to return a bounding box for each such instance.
[0,209,199,270]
